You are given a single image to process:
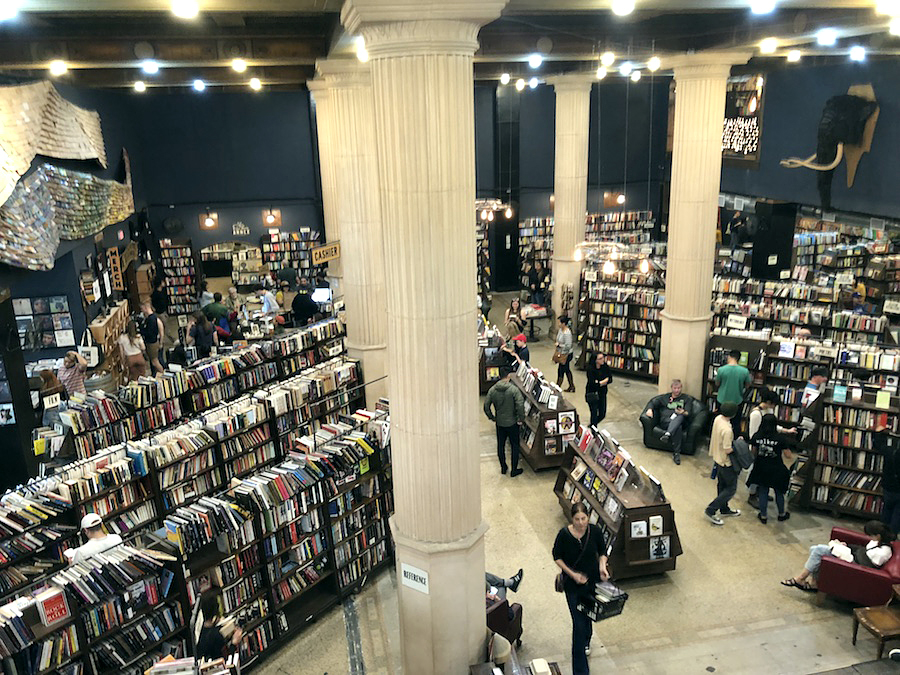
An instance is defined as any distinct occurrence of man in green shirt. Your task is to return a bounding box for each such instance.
[203,292,230,324]
[715,349,751,437]
[483,366,526,477]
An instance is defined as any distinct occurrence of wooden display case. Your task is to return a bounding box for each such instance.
[511,373,578,470]
[554,434,682,579]
[478,339,507,395]
[88,299,128,380]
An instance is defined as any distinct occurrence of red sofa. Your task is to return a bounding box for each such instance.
[486,599,523,648]
[817,526,900,606]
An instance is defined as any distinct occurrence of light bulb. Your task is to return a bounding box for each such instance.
[231,58,247,73]
[529,77,538,89]
[141,60,160,74]
[817,28,838,46]
[849,45,866,61]
[616,193,626,204]
[0,0,22,21]
[631,70,641,82]
[480,209,488,221]
[602,260,616,275]
[759,37,778,54]
[750,0,776,15]
[611,0,635,16]
[171,0,199,19]
[574,248,584,262]
[249,78,262,91]
[787,50,801,62]
[601,51,616,67]
[487,210,494,222]
[193,79,206,92]
[500,72,510,85]
[647,56,660,72]
[204,216,215,227]
[515,78,525,91]
[892,17,900,36]
[528,53,543,69]
[133,81,147,93]
[505,207,513,219]
[639,258,650,274]
[266,213,275,224]
[619,61,633,76]
[876,0,900,15]
[748,96,758,113]
[49,60,68,76]
[596,66,607,79]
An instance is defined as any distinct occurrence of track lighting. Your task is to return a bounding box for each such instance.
[528,53,543,68]
[231,58,247,73]
[49,60,68,76]
[141,60,160,75]
[134,81,147,93]
[612,0,635,16]
[817,28,838,46]
[601,51,616,67]
[249,78,262,91]
[759,37,778,54]
[193,79,206,92]
[647,56,660,72]
[171,0,199,19]
[596,66,607,79]
[515,78,525,91]
[500,73,510,85]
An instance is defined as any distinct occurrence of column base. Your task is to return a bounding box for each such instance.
[658,311,712,398]
[390,517,488,674]
[551,258,581,321]
[347,341,388,403]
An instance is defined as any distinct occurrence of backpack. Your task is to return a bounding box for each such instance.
[731,438,753,471]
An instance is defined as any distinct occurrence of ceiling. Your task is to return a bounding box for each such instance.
[0,1,896,90]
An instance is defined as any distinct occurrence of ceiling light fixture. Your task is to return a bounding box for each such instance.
[480,209,488,221]
[596,65,607,79]
[500,72,510,85]
[817,28,838,46]
[891,17,900,35]
[134,81,147,93]
[616,193,626,205]
[528,53,543,68]
[0,0,22,21]
[355,36,369,63]
[619,61,633,76]
[231,58,247,73]
[141,59,160,75]
[602,259,616,275]
[249,77,262,91]
[201,210,218,228]
[529,77,538,89]
[849,45,866,61]
[759,37,778,54]
[515,78,525,91]
[876,0,900,15]
[647,56,661,72]
[787,49,802,62]
[750,0,776,15]
[171,0,199,19]
[193,79,206,92]
[49,60,68,76]
[631,70,641,82]
[487,210,494,222]
[601,51,616,67]
[505,207,513,219]
[611,0,635,16]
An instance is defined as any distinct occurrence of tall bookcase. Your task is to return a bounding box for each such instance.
[584,211,654,245]
[159,239,198,316]
[260,229,324,282]
[519,218,553,292]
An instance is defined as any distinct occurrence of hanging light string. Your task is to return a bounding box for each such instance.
[622,72,630,212]
[646,41,655,214]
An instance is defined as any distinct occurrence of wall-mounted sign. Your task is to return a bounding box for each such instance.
[401,563,429,595]
[232,221,250,236]
[312,242,341,265]
[726,314,747,330]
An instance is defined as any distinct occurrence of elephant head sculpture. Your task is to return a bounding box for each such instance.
[780,89,879,211]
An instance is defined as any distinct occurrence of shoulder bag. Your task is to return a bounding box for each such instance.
[552,349,567,365]
[78,330,101,368]
[555,526,590,592]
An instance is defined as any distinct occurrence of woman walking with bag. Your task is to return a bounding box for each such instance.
[585,353,612,426]
[553,502,609,675]
[555,316,575,392]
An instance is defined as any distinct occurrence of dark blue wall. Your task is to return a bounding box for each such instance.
[722,60,900,218]
[475,84,496,198]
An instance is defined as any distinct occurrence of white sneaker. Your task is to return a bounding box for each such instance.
[705,511,724,525]
[585,646,591,656]
[890,648,900,662]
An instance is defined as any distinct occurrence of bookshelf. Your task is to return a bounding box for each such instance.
[511,361,579,470]
[553,427,681,579]
[519,218,553,293]
[159,240,199,316]
[584,211,655,246]
[476,215,490,299]
[260,229,323,281]
[87,300,129,381]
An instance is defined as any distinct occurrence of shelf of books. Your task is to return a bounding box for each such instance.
[512,361,579,470]
[476,215,490,298]
[519,218,553,292]
[553,426,681,579]
[260,229,323,281]
[576,255,665,380]
[159,239,198,316]
[867,254,900,317]
[204,396,278,483]
[584,211,654,245]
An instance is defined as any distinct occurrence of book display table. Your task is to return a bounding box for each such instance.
[511,362,579,471]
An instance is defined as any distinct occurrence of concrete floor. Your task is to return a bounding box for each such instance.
[256,294,892,675]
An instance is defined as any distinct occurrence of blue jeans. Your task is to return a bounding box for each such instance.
[565,588,592,675]
[758,487,785,518]
[661,412,685,455]
[805,544,833,575]
[706,464,738,515]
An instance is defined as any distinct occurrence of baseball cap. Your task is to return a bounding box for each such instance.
[513,334,527,343]
[81,513,102,529]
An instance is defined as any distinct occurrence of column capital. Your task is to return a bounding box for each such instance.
[341,0,507,57]
[667,50,752,81]
[315,57,372,89]
[306,77,329,99]
[546,72,596,92]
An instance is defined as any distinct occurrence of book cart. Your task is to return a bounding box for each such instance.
[553,426,681,579]
[511,362,578,471]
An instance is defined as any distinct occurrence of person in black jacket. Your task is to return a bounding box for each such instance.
[585,353,612,427]
[501,333,530,366]
[875,425,900,533]
[150,278,169,315]
[291,279,320,327]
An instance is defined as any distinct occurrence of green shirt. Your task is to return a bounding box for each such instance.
[716,363,751,405]
[203,302,230,323]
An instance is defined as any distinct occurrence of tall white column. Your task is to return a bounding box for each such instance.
[315,58,388,403]
[342,1,506,672]
[547,74,593,320]
[658,52,750,397]
[307,80,343,291]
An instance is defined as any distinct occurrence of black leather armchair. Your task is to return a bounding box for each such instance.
[486,599,522,648]
[639,394,710,456]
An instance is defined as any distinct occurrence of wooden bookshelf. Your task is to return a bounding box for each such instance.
[260,229,324,281]
[510,367,578,471]
[159,239,198,316]
[519,218,553,293]
[553,430,682,579]
[584,211,655,246]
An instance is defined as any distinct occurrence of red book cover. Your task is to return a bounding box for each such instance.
[38,589,70,627]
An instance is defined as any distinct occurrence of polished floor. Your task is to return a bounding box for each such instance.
[257,296,892,675]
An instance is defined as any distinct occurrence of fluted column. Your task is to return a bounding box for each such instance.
[342,1,507,672]
[658,52,751,396]
[307,79,343,291]
[547,74,593,319]
[316,58,388,402]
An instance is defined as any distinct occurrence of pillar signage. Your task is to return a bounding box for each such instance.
[312,242,341,265]
[400,563,429,595]
[726,314,747,330]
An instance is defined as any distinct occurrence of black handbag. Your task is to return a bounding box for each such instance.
[585,391,600,404]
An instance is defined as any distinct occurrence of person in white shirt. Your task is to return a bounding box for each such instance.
[781,520,894,592]
[70,513,123,565]
[256,286,280,315]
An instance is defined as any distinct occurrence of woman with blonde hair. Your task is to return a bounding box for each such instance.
[117,319,148,381]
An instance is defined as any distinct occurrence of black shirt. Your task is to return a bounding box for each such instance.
[292,292,319,326]
[196,624,227,660]
[514,345,530,365]
[586,363,612,395]
[151,288,169,315]
[140,313,160,344]
[190,323,214,357]
[875,430,900,493]
[552,523,607,594]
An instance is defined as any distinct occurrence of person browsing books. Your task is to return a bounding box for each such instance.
[501,333,530,366]
[746,388,797,507]
[748,414,792,524]
[57,351,87,396]
[555,316,575,393]
[585,353,612,427]
[553,501,609,674]
[139,300,166,375]
[646,379,690,465]
[483,366,526,477]
[197,594,244,660]
[714,350,751,438]
[255,285,280,315]
[70,513,123,565]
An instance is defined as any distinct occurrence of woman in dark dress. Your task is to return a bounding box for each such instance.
[553,502,609,675]
[585,353,612,426]
[748,413,792,524]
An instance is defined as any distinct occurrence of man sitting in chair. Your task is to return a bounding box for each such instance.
[645,379,692,465]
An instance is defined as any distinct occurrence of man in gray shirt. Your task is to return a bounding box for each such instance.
[484,366,526,477]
